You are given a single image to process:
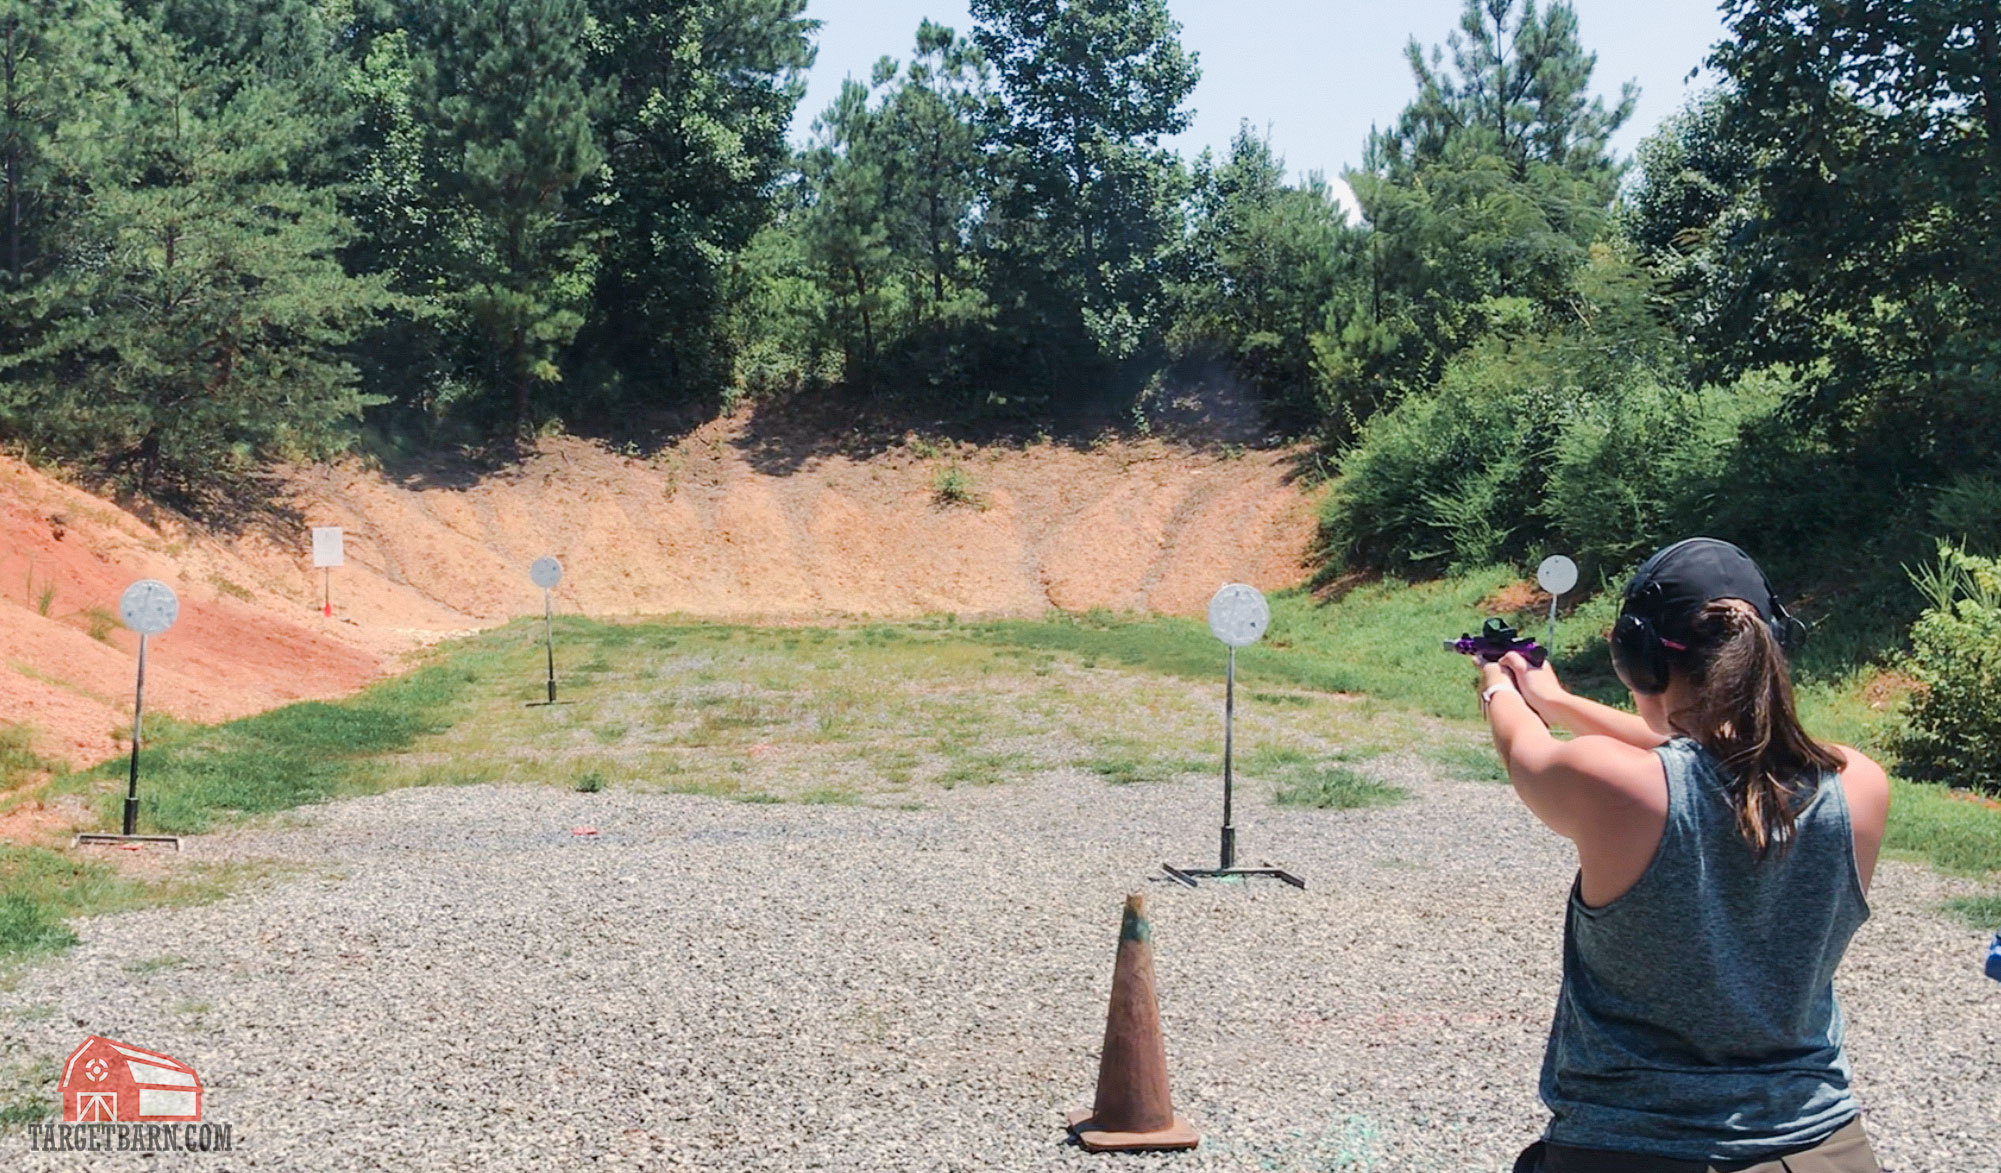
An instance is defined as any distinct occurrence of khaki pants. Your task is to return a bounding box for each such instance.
[1515,1118,1879,1173]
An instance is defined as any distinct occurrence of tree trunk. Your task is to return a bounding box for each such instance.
[3,18,19,286]
[850,263,874,368]
[512,325,531,428]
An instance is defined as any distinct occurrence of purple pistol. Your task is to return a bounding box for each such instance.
[1443,618,1549,667]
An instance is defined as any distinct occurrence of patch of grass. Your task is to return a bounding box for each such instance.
[1273,765,1408,810]
[0,847,282,967]
[973,568,1583,721]
[1245,745,1315,772]
[936,750,1032,788]
[1883,779,2001,875]
[34,580,55,617]
[1426,742,1509,784]
[0,891,77,959]
[83,606,118,644]
[208,574,254,603]
[592,722,628,745]
[0,1058,56,1128]
[1239,744,1408,809]
[933,463,981,508]
[1250,691,1315,707]
[1084,754,1209,785]
[122,955,186,975]
[0,724,61,791]
[52,638,505,834]
[574,769,605,794]
[1942,894,2001,930]
[798,788,859,805]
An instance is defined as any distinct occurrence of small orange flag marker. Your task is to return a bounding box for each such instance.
[1066,893,1199,1153]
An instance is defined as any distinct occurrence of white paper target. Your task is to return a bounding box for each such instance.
[1537,555,1579,597]
[119,579,179,636]
[311,527,345,568]
[1207,583,1270,648]
[530,556,563,590]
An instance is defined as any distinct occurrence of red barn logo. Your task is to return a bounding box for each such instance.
[60,1036,202,1123]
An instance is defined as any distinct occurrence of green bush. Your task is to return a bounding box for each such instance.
[1898,544,2001,793]
[1931,472,2001,554]
[1544,373,1777,572]
[1318,346,1548,573]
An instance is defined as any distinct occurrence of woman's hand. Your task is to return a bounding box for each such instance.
[1498,650,1570,720]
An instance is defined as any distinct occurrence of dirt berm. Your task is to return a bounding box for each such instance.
[0,413,1322,769]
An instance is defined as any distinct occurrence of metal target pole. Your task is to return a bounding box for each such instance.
[544,587,556,704]
[123,633,148,836]
[1221,645,1236,870]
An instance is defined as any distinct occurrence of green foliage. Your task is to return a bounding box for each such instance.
[1643,3,2001,529]
[1172,127,1356,421]
[577,0,816,402]
[973,0,1198,384]
[932,463,978,507]
[1320,0,1635,421]
[399,0,604,427]
[68,645,493,833]
[1899,545,2001,794]
[2,22,392,496]
[1931,473,2001,555]
[0,722,59,789]
[1253,745,1407,810]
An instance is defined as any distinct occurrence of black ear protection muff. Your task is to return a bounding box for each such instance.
[1610,584,1672,695]
[1609,539,1802,696]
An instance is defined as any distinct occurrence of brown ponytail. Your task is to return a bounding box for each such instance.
[1667,599,1844,860]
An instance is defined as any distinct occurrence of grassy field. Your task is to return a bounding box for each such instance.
[4,565,1998,965]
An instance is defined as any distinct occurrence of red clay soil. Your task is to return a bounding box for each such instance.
[1,410,1324,780]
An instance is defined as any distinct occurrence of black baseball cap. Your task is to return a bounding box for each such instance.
[1621,538,1782,647]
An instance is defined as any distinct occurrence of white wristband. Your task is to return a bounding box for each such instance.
[1481,683,1519,709]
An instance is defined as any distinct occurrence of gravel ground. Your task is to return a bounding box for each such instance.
[3,765,1997,1172]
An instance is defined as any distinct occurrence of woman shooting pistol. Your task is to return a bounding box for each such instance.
[1480,539,1890,1173]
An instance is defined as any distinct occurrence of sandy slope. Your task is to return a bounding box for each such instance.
[0,412,1322,773]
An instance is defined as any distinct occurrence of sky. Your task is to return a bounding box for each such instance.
[787,0,1732,216]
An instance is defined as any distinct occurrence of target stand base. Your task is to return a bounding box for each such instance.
[75,833,181,852]
[1161,862,1304,889]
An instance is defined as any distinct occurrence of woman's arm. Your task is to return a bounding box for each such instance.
[1498,652,1667,749]
[1480,661,1669,856]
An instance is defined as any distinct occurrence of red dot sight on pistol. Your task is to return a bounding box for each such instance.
[1444,617,1549,667]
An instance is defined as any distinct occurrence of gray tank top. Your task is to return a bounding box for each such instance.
[1539,736,1870,1161]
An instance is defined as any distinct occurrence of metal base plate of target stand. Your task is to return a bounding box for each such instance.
[74,833,182,852]
[1161,862,1305,889]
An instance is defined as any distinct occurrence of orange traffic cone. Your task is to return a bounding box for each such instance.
[1066,893,1199,1153]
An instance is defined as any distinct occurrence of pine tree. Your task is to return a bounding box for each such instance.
[404,0,604,429]
[1327,0,1635,411]
[6,39,392,495]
